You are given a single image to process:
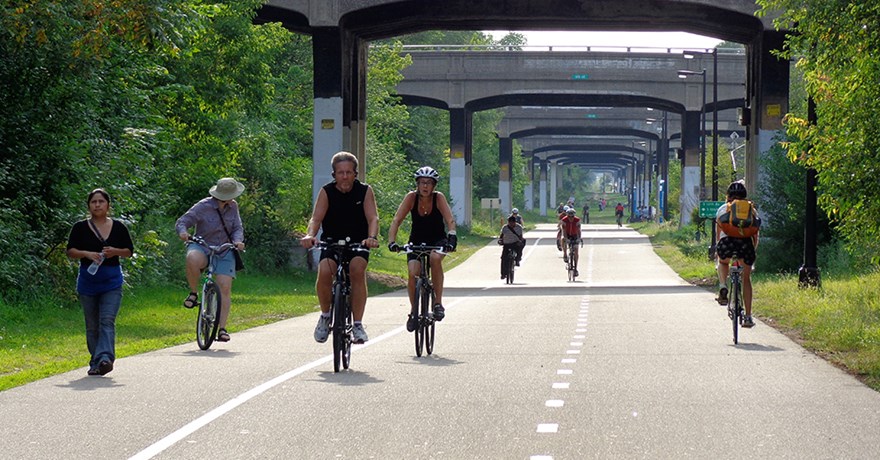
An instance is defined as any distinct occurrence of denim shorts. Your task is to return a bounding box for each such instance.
[187,244,236,278]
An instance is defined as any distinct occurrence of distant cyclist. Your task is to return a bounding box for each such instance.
[614,202,625,227]
[560,208,582,275]
[498,214,525,277]
[510,207,523,226]
[387,166,457,331]
[715,181,760,328]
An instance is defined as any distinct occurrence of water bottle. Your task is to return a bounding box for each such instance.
[87,253,105,275]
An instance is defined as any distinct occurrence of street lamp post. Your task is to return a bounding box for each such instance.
[684,49,719,256]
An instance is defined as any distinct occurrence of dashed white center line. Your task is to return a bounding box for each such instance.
[552,382,570,389]
[545,400,565,408]
[557,369,573,375]
[537,423,559,433]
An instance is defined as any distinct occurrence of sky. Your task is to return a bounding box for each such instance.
[485,31,723,50]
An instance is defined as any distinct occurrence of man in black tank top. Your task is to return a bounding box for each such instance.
[301,152,380,344]
[386,166,457,332]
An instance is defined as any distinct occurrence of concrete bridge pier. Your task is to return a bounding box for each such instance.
[539,159,548,216]
[680,110,702,225]
[524,154,535,212]
[498,137,513,215]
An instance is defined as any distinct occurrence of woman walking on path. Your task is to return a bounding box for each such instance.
[66,188,134,376]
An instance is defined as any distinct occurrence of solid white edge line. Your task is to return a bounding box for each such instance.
[130,315,452,459]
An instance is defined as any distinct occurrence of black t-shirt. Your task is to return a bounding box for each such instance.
[320,180,369,242]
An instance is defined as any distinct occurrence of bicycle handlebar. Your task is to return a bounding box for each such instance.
[312,239,370,253]
[399,243,446,255]
[188,236,237,254]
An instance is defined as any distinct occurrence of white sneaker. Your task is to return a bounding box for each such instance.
[352,324,369,344]
[314,315,331,343]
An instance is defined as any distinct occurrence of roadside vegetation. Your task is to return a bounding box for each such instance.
[633,221,880,392]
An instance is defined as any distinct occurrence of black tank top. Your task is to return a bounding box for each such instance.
[409,192,445,244]
[321,180,369,242]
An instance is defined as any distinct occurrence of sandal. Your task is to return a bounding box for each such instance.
[217,328,230,342]
[183,291,199,309]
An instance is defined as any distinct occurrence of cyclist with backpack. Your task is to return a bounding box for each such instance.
[714,180,761,328]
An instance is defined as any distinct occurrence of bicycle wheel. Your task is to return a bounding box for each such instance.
[331,283,345,372]
[341,302,352,370]
[730,275,741,345]
[425,285,436,355]
[414,279,425,357]
[506,252,515,284]
[197,282,220,350]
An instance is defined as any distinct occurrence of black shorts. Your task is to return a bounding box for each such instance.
[320,247,370,264]
[716,237,756,266]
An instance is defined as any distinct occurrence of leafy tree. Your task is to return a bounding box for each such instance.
[757,0,880,260]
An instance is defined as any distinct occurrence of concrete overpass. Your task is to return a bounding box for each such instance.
[396,47,747,223]
[255,0,789,227]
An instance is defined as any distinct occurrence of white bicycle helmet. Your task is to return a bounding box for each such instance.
[414,166,440,182]
[512,207,519,214]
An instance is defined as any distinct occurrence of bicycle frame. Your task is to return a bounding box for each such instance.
[566,237,581,281]
[728,256,745,344]
[188,236,235,350]
[502,244,517,284]
[402,244,445,356]
[315,239,368,372]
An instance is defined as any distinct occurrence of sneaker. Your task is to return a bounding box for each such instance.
[433,304,445,321]
[501,274,506,279]
[515,260,520,267]
[574,269,579,277]
[352,324,369,344]
[406,315,418,332]
[742,315,755,328]
[563,255,568,263]
[716,287,729,306]
[314,315,331,343]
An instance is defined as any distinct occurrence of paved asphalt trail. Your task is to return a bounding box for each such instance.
[2,224,879,459]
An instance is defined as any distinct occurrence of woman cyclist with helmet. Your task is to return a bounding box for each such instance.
[715,180,760,328]
[387,166,457,332]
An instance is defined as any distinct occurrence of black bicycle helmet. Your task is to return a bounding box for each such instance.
[727,180,747,199]
[414,166,440,182]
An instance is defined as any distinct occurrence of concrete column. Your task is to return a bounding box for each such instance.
[464,110,474,225]
[311,27,345,203]
[524,154,535,211]
[347,35,368,173]
[680,110,702,226]
[549,161,558,212]
[747,31,789,198]
[449,108,467,225]
[539,159,548,216]
[498,136,513,214]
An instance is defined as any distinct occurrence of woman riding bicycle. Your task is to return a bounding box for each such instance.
[715,181,760,328]
[176,178,246,343]
[615,202,625,226]
[387,166,457,332]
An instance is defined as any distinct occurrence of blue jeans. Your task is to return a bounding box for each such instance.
[79,287,123,369]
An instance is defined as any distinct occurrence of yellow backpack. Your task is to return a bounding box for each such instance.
[717,199,761,238]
